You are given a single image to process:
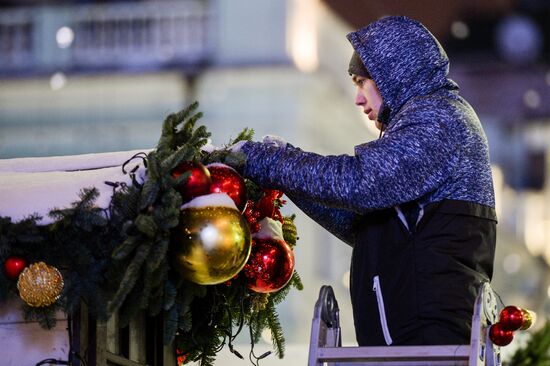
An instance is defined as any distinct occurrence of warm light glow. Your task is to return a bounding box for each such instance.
[502,253,521,274]
[49,72,67,91]
[542,224,550,265]
[524,193,547,256]
[342,270,350,289]
[261,328,271,344]
[523,89,541,109]
[491,165,503,219]
[451,21,470,39]
[56,26,74,49]
[287,0,319,72]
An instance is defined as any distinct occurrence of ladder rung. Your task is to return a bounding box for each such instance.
[317,345,470,363]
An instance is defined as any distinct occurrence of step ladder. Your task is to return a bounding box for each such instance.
[308,282,501,366]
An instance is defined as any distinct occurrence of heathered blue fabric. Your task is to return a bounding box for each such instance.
[241,16,495,246]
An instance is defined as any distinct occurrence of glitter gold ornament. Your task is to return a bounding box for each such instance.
[171,201,251,285]
[520,308,536,330]
[17,262,64,307]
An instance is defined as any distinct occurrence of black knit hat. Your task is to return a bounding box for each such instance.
[348,51,371,78]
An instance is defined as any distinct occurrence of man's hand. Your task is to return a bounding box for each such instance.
[228,140,247,153]
[262,135,287,149]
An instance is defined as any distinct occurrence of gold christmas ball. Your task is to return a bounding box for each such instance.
[171,205,251,285]
[520,308,536,330]
[17,262,64,307]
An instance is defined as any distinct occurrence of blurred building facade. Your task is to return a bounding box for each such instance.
[1,0,550,364]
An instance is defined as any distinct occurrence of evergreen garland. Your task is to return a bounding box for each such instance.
[506,321,550,366]
[0,102,303,366]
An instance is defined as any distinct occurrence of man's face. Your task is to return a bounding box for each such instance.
[352,74,383,130]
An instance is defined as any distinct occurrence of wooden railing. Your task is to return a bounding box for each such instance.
[74,303,175,366]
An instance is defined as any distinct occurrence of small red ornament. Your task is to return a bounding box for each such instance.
[4,256,27,279]
[172,162,211,202]
[243,238,295,293]
[176,348,189,365]
[207,163,247,211]
[243,200,261,233]
[489,323,514,346]
[256,189,285,223]
[499,306,524,331]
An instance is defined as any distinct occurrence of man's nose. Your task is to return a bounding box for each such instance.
[355,90,366,106]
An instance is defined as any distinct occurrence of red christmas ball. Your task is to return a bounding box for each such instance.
[256,191,284,223]
[172,162,211,202]
[4,256,27,279]
[499,306,524,331]
[243,238,295,293]
[207,163,247,211]
[489,323,514,347]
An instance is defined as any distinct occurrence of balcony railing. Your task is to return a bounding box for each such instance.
[0,0,213,73]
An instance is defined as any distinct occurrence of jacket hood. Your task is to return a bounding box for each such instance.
[347,16,458,124]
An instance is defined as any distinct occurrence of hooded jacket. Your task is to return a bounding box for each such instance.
[240,16,496,346]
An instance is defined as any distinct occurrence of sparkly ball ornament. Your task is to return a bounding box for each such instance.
[172,161,211,202]
[489,323,514,346]
[243,200,261,233]
[17,262,64,307]
[256,189,284,223]
[171,193,251,285]
[244,218,295,293]
[3,256,27,279]
[207,163,247,211]
[499,306,524,331]
[519,308,536,330]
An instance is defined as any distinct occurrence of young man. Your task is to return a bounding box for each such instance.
[235,16,496,346]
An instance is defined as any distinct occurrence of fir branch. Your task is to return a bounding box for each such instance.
[265,301,286,358]
[146,151,162,180]
[174,102,199,134]
[134,214,158,238]
[163,278,179,311]
[146,239,170,273]
[164,304,179,345]
[22,304,59,329]
[223,151,248,172]
[155,195,181,230]
[156,104,195,159]
[148,278,165,316]
[289,271,304,291]
[229,128,255,145]
[139,178,161,211]
[111,185,140,219]
[249,310,268,344]
[160,145,197,173]
[112,236,140,260]
[138,261,157,310]
[109,243,152,314]
[245,180,263,202]
[507,321,550,366]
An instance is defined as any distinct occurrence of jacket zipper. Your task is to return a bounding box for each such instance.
[373,275,393,345]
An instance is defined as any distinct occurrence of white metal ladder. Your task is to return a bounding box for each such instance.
[308,282,501,366]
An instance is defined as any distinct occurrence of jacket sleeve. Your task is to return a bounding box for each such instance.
[241,113,459,213]
[285,192,358,246]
